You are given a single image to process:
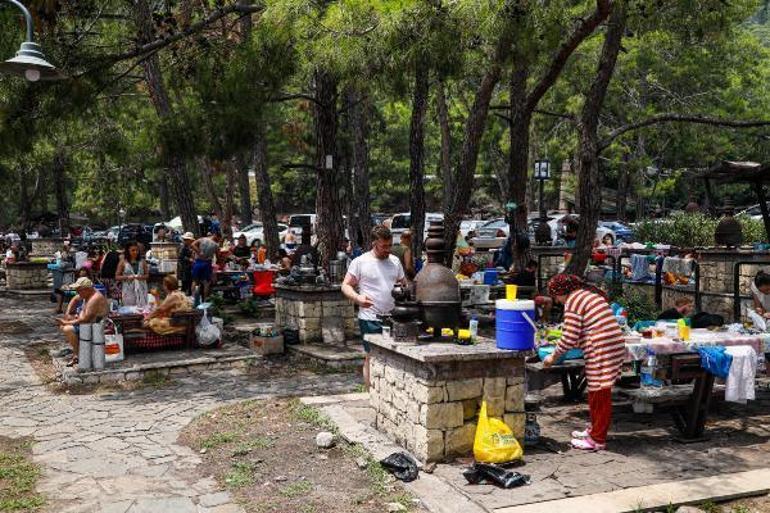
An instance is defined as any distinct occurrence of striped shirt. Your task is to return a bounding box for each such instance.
[555,289,625,391]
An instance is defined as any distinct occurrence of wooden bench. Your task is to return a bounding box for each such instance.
[110,310,204,352]
[616,353,722,441]
[526,359,587,402]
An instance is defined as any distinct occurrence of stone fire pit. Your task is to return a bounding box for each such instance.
[366,334,529,463]
[6,261,49,290]
[275,284,358,343]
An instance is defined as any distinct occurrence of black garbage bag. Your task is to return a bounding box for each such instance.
[380,452,419,482]
[463,463,530,489]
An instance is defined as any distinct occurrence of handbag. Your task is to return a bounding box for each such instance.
[104,319,124,363]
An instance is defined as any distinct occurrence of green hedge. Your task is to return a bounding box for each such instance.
[633,212,768,246]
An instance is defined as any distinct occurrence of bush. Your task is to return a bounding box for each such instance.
[614,286,658,325]
[737,215,769,244]
[633,212,716,247]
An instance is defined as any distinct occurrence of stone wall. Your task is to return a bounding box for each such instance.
[6,262,49,290]
[275,287,358,343]
[29,238,64,257]
[369,348,526,463]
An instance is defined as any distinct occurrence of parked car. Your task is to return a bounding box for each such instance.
[738,202,770,220]
[117,223,153,246]
[233,222,289,246]
[460,219,488,239]
[470,218,509,250]
[288,214,317,236]
[599,221,634,242]
[389,212,444,245]
[91,225,120,241]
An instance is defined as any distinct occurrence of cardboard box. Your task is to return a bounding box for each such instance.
[250,334,284,355]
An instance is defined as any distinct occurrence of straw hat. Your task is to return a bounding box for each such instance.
[182,232,195,241]
[67,277,93,290]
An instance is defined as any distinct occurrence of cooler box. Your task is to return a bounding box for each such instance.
[496,299,536,350]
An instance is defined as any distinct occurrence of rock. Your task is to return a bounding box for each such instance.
[315,431,335,449]
[355,457,368,469]
[385,502,406,513]
[676,507,705,513]
[423,462,437,474]
[199,448,207,454]
[274,475,288,482]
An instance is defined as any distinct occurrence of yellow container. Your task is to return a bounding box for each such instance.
[677,319,690,341]
[506,284,518,300]
[458,329,471,339]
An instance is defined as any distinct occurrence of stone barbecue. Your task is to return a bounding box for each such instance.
[366,334,528,463]
[275,284,358,343]
[6,262,49,290]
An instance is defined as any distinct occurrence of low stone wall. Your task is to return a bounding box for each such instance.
[29,238,64,257]
[697,248,770,296]
[368,335,527,463]
[6,262,49,290]
[274,284,358,343]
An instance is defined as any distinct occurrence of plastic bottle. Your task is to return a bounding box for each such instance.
[193,284,201,308]
[469,315,479,343]
[640,349,661,388]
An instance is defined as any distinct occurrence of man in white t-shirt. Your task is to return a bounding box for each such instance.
[342,225,405,388]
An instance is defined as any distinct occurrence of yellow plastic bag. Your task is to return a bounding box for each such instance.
[473,401,523,463]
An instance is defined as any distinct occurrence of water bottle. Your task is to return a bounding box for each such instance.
[640,350,661,388]
[193,284,201,308]
[469,315,479,342]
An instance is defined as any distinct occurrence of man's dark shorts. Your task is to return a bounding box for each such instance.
[192,259,213,282]
[358,319,383,353]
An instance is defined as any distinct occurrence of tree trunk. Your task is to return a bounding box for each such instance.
[134,0,199,235]
[159,176,171,220]
[347,87,372,250]
[236,154,253,225]
[437,77,453,212]
[567,3,626,275]
[200,159,224,221]
[409,61,429,260]
[508,61,532,271]
[314,69,343,270]
[53,150,70,237]
[222,159,236,241]
[18,167,30,230]
[443,39,509,259]
[253,127,281,258]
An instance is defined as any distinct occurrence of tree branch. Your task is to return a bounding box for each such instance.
[599,114,770,151]
[525,0,613,112]
[107,3,262,63]
[269,93,321,106]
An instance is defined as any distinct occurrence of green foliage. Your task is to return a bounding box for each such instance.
[615,286,658,325]
[633,212,717,247]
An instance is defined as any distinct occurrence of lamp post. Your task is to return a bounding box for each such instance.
[0,0,65,81]
[534,159,552,245]
[118,208,126,239]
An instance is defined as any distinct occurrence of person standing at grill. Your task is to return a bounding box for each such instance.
[342,225,405,389]
[542,274,624,451]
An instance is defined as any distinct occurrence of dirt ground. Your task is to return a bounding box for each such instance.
[178,398,423,513]
[0,436,44,512]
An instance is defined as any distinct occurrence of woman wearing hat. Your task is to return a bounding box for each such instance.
[178,232,196,295]
[542,273,625,451]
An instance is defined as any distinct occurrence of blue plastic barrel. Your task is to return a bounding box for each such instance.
[496,299,536,350]
[483,269,498,285]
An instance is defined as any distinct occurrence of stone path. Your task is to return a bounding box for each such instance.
[0,295,359,513]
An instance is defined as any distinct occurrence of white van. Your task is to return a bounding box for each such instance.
[288,214,317,236]
[389,212,444,244]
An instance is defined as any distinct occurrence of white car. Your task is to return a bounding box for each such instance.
[738,202,770,220]
[233,222,288,246]
[460,219,487,239]
[539,214,615,245]
[389,212,444,245]
[470,219,509,250]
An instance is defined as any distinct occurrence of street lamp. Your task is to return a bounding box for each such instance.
[534,159,552,245]
[0,0,65,81]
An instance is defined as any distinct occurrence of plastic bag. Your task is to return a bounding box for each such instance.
[463,463,530,488]
[473,401,523,464]
[104,320,124,363]
[380,452,419,482]
[196,309,221,348]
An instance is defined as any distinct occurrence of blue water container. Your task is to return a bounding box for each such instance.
[496,299,536,350]
[94,284,107,297]
[483,269,498,285]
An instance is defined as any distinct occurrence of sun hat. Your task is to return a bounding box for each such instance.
[182,232,195,240]
[67,277,93,290]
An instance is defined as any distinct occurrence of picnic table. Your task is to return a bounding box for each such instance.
[620,330,765,441]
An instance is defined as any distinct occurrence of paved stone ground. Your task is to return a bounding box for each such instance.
[334,384,770,511]
[0,295,359,513]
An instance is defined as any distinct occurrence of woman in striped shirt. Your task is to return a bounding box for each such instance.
[542,274,625,451]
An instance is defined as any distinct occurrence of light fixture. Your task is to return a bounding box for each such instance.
[0,1,65,81]
[534,159,551,180]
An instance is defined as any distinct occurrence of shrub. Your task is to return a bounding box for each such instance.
[633,212,716,247]
[737,215,769,244]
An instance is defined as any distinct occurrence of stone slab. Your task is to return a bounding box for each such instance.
[365,335,531,363]
[493,468,770,513]
[288,343,365,366]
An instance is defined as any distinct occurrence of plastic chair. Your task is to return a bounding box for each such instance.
[252,270,275,298]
